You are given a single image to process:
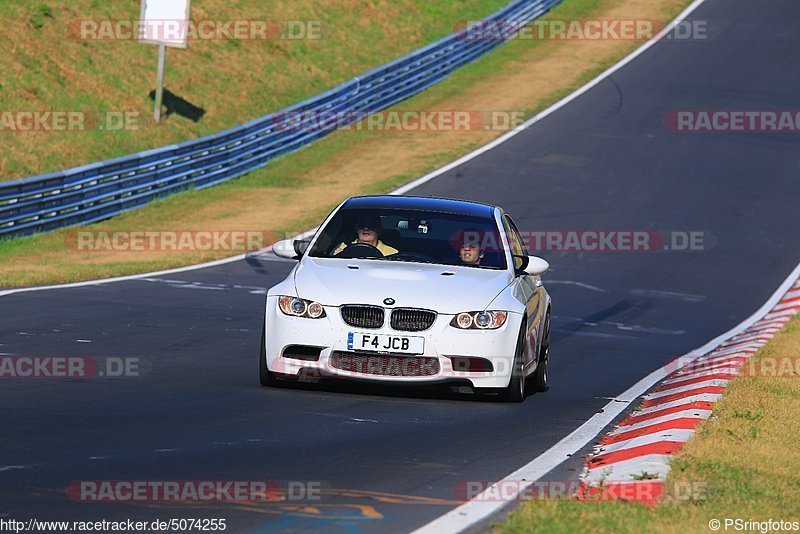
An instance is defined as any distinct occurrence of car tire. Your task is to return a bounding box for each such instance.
[499,323,527,403]
[259,324,281,387]
[530,311,550,393]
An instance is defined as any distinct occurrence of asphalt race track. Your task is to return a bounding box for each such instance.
[2,0,799,531]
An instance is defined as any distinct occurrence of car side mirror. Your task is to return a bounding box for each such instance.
[513,255,549,276]
[523,255,549,276]
[273,239,300,260]
[293,239,311,257]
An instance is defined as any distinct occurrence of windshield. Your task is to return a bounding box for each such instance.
[308,208,507,270]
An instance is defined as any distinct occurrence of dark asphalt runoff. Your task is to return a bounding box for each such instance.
[2,0,799,531]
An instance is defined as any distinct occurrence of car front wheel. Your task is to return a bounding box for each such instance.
[259,325,282,387]
[499,324,527,403]
[530,312,550,393]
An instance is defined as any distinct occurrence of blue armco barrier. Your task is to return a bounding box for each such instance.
[0,0,560,237]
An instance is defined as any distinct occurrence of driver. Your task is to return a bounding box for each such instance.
[332,214,399,256]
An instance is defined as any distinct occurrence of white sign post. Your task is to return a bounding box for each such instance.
[139,0,192,123]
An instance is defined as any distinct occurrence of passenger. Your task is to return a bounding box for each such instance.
[332,215,399,256]
[459,242,484,266]
[456,228,485,266]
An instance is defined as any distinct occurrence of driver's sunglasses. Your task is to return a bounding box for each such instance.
[357,222,376,230]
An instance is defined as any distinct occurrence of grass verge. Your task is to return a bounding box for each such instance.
[498,314,800,534]
[0,0,692,287]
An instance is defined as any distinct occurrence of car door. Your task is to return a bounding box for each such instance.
[503,215,543,371]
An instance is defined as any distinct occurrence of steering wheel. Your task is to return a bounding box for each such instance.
[334,242,384,259]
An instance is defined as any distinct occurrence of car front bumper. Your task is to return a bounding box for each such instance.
[263,297,523,389]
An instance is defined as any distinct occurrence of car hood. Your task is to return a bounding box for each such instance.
[293,257,513,314]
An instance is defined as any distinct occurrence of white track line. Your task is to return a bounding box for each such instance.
[0,228,317,298]
[0,253,248,298]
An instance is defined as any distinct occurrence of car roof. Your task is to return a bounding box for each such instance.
[342,195,497,218]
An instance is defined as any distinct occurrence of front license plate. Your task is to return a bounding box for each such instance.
[347,332,424,354]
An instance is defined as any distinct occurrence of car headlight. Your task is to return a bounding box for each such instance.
[278,296,326,319]
[450,310,507,330]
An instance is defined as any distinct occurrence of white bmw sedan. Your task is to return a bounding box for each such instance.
[260,195,551,402]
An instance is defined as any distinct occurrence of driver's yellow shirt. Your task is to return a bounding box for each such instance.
[333,240,398,256]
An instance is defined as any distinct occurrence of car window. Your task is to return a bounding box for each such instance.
[308,208,507,270]
[505,215,528,255]
[502,215,526,271]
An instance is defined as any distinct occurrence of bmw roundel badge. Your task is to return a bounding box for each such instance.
[383,298,395,305]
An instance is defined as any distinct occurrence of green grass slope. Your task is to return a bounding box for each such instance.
[0,0,507,180]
